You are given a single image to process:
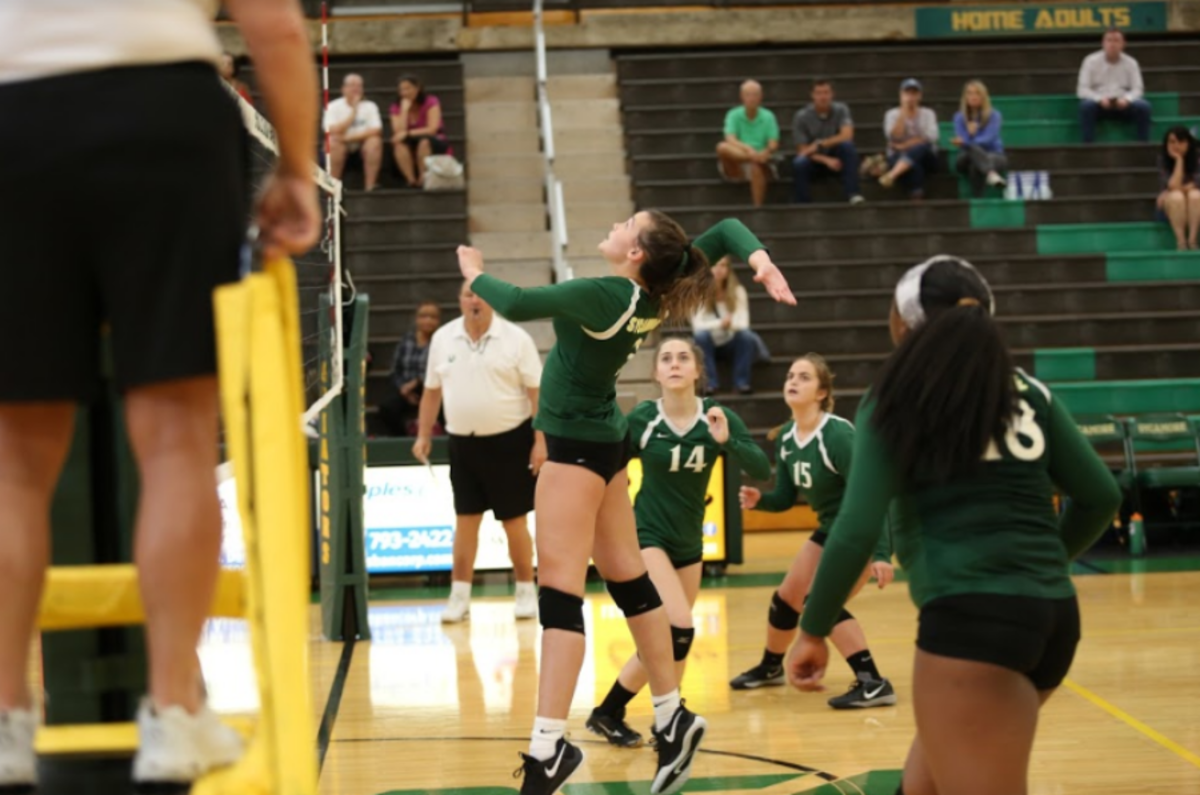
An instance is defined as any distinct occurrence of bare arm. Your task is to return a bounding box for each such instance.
[724,134,757,157]
[226,0,316,177]
[527,387,547,474]
[820,123,854,149]
[1167,156,1187,191]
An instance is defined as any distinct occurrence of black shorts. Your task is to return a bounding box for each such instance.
[810,530,829,547]
[406,135,450,156]
[448,420,537,520]
[0,62,248,402]
[917,593,1081,690]
[639,541,704,570]
[544,432,632,484]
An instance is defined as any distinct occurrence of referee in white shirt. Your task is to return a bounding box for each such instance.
[0,0,319,787]
[412,280,546,622]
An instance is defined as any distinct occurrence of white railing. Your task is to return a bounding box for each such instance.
[534,0,573,282]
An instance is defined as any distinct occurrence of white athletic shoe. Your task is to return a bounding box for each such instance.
[133,699,244,785]
[0,709,37,788]
[442,591,471,624]
[514,582,538,620]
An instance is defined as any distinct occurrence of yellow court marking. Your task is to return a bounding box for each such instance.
[1063,678,1200,770]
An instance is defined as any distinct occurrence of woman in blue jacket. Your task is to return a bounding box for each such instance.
[952,80,1007,197]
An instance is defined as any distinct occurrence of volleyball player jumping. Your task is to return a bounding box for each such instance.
[458,212,794,795]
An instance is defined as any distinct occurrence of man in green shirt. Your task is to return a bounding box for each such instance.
[716,80,780,208]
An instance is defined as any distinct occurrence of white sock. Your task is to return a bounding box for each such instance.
[529,716,567,760]
[652,689,681,731]
[515,581,536,596]
[450,581,471,600]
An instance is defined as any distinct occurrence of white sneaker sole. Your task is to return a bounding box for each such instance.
[650,715,706,795]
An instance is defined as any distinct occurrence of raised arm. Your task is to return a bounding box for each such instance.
[1045,397,1123,559]
[693,219,795,305]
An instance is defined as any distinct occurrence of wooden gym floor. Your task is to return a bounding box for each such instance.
[202,531,1200,794]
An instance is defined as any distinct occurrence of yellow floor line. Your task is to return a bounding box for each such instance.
[1063,678,1200,770]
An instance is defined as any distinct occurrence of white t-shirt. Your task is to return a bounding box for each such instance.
[690,285,750,347]
[424,315,543,437]
[0,1,221,85]
[323,97,384,137]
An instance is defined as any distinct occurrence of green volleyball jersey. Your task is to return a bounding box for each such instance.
[756,413,892,562]
[801,370,1123,638]
[630,397,770,561]
[472,219,767,442]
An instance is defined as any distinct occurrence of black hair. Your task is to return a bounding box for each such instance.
[638,210,713,323]
[812,77,833,90]
[398,74,427,106]
[870,257,1016,483]
[1160,125,1199,178]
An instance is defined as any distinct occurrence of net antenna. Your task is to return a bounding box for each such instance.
[225,82,346,430]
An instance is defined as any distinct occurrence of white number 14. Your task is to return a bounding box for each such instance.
[669,445,707,473]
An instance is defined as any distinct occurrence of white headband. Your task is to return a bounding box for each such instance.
[893,256,995,330]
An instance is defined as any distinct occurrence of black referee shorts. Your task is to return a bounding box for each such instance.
[918,593,1081,691]
[0,62,248,402]
[447,420,537,521]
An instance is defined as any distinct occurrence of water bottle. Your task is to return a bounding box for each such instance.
[1129,512,1146,557]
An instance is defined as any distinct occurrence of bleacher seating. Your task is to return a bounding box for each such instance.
[617,37,1200,432]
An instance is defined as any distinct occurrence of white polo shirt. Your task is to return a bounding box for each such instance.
[425,315,543,437]
[323,97,384,137]
[0,1,222,85]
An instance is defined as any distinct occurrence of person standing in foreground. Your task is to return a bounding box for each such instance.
[458,211,795,795]
[789,257,1122,795]
[412,280,545,623]
[729,355,896,708]
[587,338,771,747]
[0,0,320,787]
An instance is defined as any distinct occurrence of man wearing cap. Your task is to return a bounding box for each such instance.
[879,78,940,200]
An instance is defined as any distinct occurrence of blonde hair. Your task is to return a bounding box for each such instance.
[959,80,993,125]
[704,256,742,316]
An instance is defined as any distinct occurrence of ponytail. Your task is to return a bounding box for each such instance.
[870,259,1016,483]
[637,210,714,323]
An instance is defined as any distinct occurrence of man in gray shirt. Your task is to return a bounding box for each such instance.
[791,79,863,204]
[1077,28,1151,143]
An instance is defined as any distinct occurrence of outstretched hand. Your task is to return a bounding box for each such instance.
[748,251,796,305]
[457,245,484,283]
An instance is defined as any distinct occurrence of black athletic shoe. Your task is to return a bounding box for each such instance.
[729,663,785,690]
[827,675,897,710]
[513,739,584,795]
[586,710,644,748]
[650,704,707,795]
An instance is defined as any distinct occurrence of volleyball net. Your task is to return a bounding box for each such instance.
[229,83,346,427]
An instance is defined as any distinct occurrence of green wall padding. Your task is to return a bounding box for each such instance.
[1035,348,1096,381]
[1051,379,1200,416]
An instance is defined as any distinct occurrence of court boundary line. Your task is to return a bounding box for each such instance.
[329,735,839,781]
[1063,678,1200,770]
[317,637,357,773]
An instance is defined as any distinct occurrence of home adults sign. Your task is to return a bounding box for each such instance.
[916,2,1167,38]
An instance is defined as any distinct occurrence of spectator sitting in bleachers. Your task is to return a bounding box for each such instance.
[324,73,383,191]
[691,257,770,395]
[390,74,452,189]
[1158,126,1200,250]
[791,78,863,205]
[1077,28,1151,143]
[952,80,1007,197]
[218,52,252,105]
[716,80,780,208]
[879,78,939,200]
[379,300,443,436]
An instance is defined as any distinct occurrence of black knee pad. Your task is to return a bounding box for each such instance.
[768,591,800,631]
[606,573,662,618]
[671,625,696,661]
[836,608,855,626]
[538,586,585,634]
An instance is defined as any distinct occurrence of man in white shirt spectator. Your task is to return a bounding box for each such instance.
[1077,28,1151,143]
[324,73,383,190]
[412,280,547,623]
